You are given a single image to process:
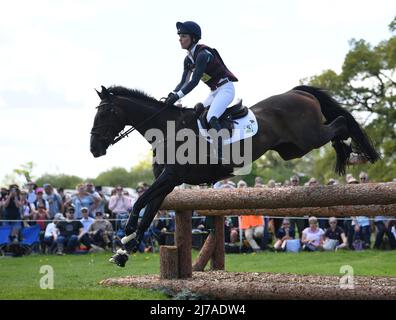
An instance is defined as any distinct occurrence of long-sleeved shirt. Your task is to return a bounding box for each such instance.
[108,195,133,214]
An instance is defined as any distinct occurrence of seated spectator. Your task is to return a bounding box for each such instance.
[351,216,371,250]
[42,213,64,254]
[88,211,114,250]
[323,217,348,251]
[240,215,264,253]
[273,218,295,251]
[301,216,324,251]
[56,207,103,255]
[80,207,95,233]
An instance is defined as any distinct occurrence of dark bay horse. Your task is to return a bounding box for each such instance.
[90,85,379,267]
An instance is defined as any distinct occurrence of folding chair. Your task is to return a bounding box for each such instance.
[20,225,41,254]
[0,225,12,255]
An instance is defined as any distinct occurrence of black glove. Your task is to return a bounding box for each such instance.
[165,92,179,105]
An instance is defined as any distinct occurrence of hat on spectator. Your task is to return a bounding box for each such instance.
[35,187,44,194]
[81,207,88,212]
[347,176,359,184]
[54,213,65,220]
[43,183,52,188]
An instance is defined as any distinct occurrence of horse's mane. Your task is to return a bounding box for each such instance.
[108,85,164,106]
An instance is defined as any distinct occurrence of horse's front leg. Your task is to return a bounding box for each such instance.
[110,167,179,267]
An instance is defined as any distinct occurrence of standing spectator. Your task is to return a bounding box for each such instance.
[57,188,70,210]
[273,218,295,251]
[109,185,133,233]
[43,184,64,219]
[80,207,95,233]
[301,216,325,251]
[42,213,64,254]
[66,184,99,219]
[19,191,33,227]
[373,215,396,250]
[26,181,37,204]
[85,182,102,215]
[30,188,50,231]
[323,217,348,251]
[88,212,114,250]
[0,187,9,221]
[344,174,359,248]
[93,186,107,215]
[3,185,22,242]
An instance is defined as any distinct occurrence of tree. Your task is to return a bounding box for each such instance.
[301,16,396,181]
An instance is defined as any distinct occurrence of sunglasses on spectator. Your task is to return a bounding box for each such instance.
[329,221,337,224]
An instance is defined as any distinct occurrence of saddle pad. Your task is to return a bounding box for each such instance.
[197,109,258,145]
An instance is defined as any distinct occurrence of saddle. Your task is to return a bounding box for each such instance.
[195,100,248,134]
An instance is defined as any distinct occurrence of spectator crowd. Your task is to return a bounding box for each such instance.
[1,171,395,257]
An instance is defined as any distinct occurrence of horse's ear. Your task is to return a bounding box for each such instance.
[101,85,110,99]
[95,88,102,99]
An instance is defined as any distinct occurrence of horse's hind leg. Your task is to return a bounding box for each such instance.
[301,116,348,149]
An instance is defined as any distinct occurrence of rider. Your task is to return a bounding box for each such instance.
[165,21,238,161]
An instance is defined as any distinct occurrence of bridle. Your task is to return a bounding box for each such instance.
[90,101,130,146]
[90,97,178,146]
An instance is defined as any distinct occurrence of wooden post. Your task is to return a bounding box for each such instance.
[192,232,216,271]
[211,216,225,270]
[159,246,179,279]
[175,210,192,278]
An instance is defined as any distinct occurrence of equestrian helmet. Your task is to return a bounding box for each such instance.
[176,21,201,40]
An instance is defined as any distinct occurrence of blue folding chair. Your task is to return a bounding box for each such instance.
[0,225,12,255]
[20,225,41,254]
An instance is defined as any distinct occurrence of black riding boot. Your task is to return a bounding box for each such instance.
[208,116,224,163]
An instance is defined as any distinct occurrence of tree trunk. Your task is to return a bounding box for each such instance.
[175,210,192,278]
[161,183,396,211]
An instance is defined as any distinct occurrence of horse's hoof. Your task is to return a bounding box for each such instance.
[109,249,129,268]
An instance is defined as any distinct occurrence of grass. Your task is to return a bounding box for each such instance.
[0,250,395,299]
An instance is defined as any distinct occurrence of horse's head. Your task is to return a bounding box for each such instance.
[90,86,126,157]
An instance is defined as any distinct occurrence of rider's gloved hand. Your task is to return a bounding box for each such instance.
[164,92,179,106]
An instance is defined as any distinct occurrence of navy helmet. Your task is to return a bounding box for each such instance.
[176,21,201,41]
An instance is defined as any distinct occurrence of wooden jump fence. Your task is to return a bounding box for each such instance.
[157,182,396,279]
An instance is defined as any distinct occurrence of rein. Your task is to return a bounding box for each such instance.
[92,98,178,146]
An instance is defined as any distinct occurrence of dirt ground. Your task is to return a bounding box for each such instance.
[101,271,396,300]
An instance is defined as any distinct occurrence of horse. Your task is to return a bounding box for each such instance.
[90,84,380,267]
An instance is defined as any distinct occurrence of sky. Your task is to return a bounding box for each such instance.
[0,0,395,184]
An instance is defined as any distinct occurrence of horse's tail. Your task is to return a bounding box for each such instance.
[292,85,381,175]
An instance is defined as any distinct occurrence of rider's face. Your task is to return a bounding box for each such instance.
[179,34,192,50]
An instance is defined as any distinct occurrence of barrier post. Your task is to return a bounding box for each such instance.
[175,210,192,278]
[211,216,225,270]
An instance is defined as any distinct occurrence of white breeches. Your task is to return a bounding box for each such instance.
[202,81,235,122]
